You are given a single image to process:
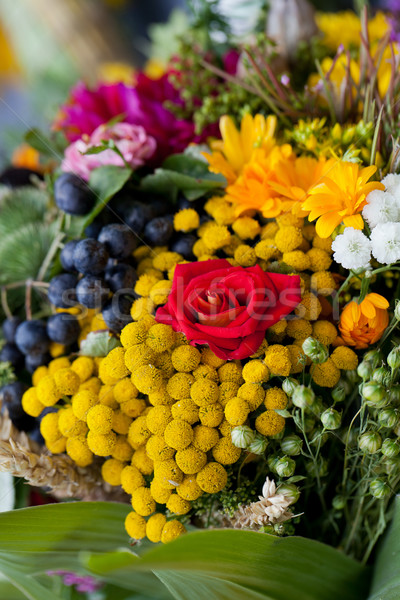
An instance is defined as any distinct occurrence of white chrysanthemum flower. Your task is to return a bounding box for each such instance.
[362,189,400,229]
[381,173,400,197]
[331,228,371,270]
[371,222,400,264]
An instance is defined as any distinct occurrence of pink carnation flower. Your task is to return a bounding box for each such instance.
[61,122,156,180]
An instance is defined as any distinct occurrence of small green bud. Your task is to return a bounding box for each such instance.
[344,369,359,385]
[293,411,315,432]
[248,433,268,455]
[384,456,400,475]
[378,407,400,429]
[292,385,315,409]
[302,337,329,364]
[381,438,400,458]
[389,384,400,404]
[274,456,296,478]
[282,377,299,396]
[280,434,303,456]
[331,382,346,403]
[388,346,400,370]
[364,349,384,369]
[231,426,255,449]
[321,408,342,430]
[332,495,346,510]
[372,366,391,386]
[369,478,391,499]
[267,455,279,472]
[394,301,400,321]
[277,483,300,504]
[362,382,388,407]
[358,431,382,454]
[309,427,329,447]
[305,457,328,478]
[357,361,373,380]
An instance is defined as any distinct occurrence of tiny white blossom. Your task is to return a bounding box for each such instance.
[362,189,400,229]
[371,222,400,264]
[331,228,371,270]
[381,173,400,197]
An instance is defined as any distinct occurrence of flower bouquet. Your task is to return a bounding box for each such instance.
[2,1,400,598]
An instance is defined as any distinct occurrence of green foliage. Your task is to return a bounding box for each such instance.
[80,331,121,357]
[141,154,226,201]
[0,362,16,387]
[0,187,49,239]
[24,128,66,159]
[369,496,400,599]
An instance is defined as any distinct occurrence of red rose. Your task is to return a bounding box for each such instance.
[155,259,301,360]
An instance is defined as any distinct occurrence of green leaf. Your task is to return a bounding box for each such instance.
[368,496,400,599]
[80,331,121,357]
[24,129,66,159]
[84,529,369,600]
[0,574,27,599]
[0,562,63,600]
[83,165,132,228]
[141,154,226,201]
[0,188,48,239]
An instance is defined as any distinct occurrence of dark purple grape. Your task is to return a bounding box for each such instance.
[2,317,22,343]
[73,239,109,275]
[46,313,80,345]
[171,234,197,261]
[144,216,174,245]
[48,274,78,308]
[0,343,24,369]
[60,240,80,272]
[105,264,137,293]
[54,173,95,216]
[102,296,132,332]
[76,276,109,308]
[15,320,50,355]
[25,352,51,374]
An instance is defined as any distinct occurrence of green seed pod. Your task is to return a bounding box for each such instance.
[358,431,382,454]
[277,483,300,504]
[369,478,391,499]
[231,426,255,449]
[248,433,268,455]
[321,408,342,430]
[331,382,346,403]
[362,382,388,408]
[344,369,359,385]
[378,407,400,429]
[381,438,400,458]
[309,427,329,447]
[372,366,391,387]
[302,337,329,364]
[267,455,280,472]
[357,361,373,381]
[389,385,400,404]
[388,347,400,370]
[332,495,346,510]
[274,456,296,478]
[394,301,400,321]
[280,434,303,456]
[282,377,299,397]
[292,385,315,409]
[305,457,328,478]
[364,349,384,369]
[384,456,400,475]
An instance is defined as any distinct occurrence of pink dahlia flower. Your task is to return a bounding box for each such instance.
[61,122,156,180]
[54,73,218,164]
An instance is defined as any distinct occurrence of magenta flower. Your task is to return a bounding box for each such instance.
[47,570,103,593]
[61,122,156,180]
[54,73,218,164]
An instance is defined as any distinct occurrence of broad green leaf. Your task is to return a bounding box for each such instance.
[84,529,369,600]
[368,496,400,600]
[79,165,132,231]
[24,129,66,159]
[0,562,63,600]
[0,575,27,599]
[80,331,121,357]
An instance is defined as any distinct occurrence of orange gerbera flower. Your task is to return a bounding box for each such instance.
[224,146,292,218]
[270,155,336,215]
[203,113,277,185]
[339,293,389,349]
[301,161,384,238]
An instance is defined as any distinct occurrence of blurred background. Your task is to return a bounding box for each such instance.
[0,0,382,167]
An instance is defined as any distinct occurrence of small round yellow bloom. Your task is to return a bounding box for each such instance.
[146,323,176,353]
[242,360,269,384]
[125,511,146,540]
[313,234,332,253]
[79,376,102,395]
[124,344,157,372]
[192,425,219,452]
[146,405,173,436]
[218,382,240,407]
[264,345,292,376]
[87,430,116,456]
[232,216,261,240]
[120,322,148,348]
[58,406,87,437]
[174,208,200,232]
[164,419,194,451]
[295,292,322,321]
[37,375,61,407]
[237,383,265,410]
[146,513,167,543]
[32,365,48,386]
[131,487,156,517]
[128,415,151,449]
[218,362,243,383]
[150,479,172,503]
[22,387,44,417]
[48,357,70,375]
[199,402,224,427]
[111,409,132,435]
[177,476,203,501]
[202,225,231,251]
[130,297,155,320]
[71,356,94,382]
[192,364,219,381]
[66,435,93,466]
[131,446,154,475]
[131,365,163,395]
[112,435,134,462]
[40,412,61,442]
[255,410,285,436]
[171,399,199,424]
[99,347,129,383]
[166,494,191,515]
[113,378,139,403]
[212,436,241,465]
[282,251,311,271]
[264,387,288,409]
[197,462,228,493]
[120,398,147,418]
[86,404,113,434]
[46,437,66,454]
[331,346,358,370]
[190,379,219,406]
[135,273,163,297]
[310,271,336,296]
[201,347,225,368]
[286,319,313,340]
[161,520,186,544]
[312,358,341,388]
[175,445,207,474]
[171,345,201,372]
[234,244,257,267]
[255,238,279,261]
[288,344,305,374]
[154,351,175,378]
[121,465,145,494]
[224,397,250,426]
[72,390,98,421]
[167,373,194,400]
[154,458,184,489]
[275,226,303,253]
[101,458,125,486]
[312,321,338,346]
[306,248,332,272]
[146,435,175,462]
[149,280,173,305]
[53,368,80,396]
[148,385,174,406]
[219,419,233,437]
[153,252,183,273]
